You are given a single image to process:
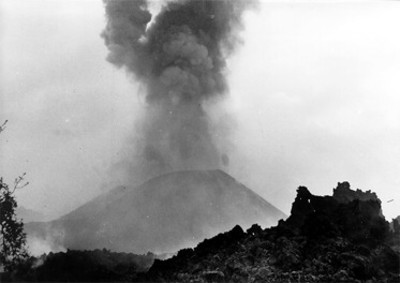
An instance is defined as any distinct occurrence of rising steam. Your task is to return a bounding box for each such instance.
[102,0,253,182]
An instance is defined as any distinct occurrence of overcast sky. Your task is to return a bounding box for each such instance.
[1,0,399,220]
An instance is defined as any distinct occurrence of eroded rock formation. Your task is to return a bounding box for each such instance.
[145,182,400,282]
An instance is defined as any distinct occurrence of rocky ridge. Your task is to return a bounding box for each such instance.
[144,182,400,282]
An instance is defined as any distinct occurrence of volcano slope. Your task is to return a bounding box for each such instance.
[26,170,286,254]
[145,182,400,283]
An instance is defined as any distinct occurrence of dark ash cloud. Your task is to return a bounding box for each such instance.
[102,0,254,182]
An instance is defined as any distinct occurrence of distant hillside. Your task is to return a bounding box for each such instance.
[16,206,46,223]
[26,170,286,254]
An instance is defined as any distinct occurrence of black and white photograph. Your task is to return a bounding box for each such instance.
[1,0,400,281]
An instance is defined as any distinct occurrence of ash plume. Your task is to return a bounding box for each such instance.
[102,0,253,182]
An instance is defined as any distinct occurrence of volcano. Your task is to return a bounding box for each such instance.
[26,170,286,254]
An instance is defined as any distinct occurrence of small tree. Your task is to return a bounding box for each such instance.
[0,121,29,271]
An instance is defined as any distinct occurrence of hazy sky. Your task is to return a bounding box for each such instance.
[1,0,399,220]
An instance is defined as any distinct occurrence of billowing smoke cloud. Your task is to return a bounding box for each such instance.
[102,0,253,182]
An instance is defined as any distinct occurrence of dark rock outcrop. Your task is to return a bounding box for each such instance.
[5,249,156,282]
[285,183,389,246]
[333,181,380,204]
[144,182,400,282]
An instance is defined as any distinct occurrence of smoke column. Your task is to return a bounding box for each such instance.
[102,0,252,182]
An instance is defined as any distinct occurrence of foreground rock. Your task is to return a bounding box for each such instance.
[145,182,400,282]
[7,182,399,282]
[4,249,155,282]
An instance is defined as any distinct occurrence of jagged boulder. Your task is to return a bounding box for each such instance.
[333,181,380,204]
[285,183,390,246]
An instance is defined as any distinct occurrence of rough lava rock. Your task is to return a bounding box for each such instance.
[143,182,400,282]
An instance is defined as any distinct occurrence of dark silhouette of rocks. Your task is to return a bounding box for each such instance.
[333,181,384,216]
[390,216,400,255]
[285,183,389,246]
[144,182,400,282]
[7,249,155,282]
[7,181,399,282]
[333,181,380,203]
